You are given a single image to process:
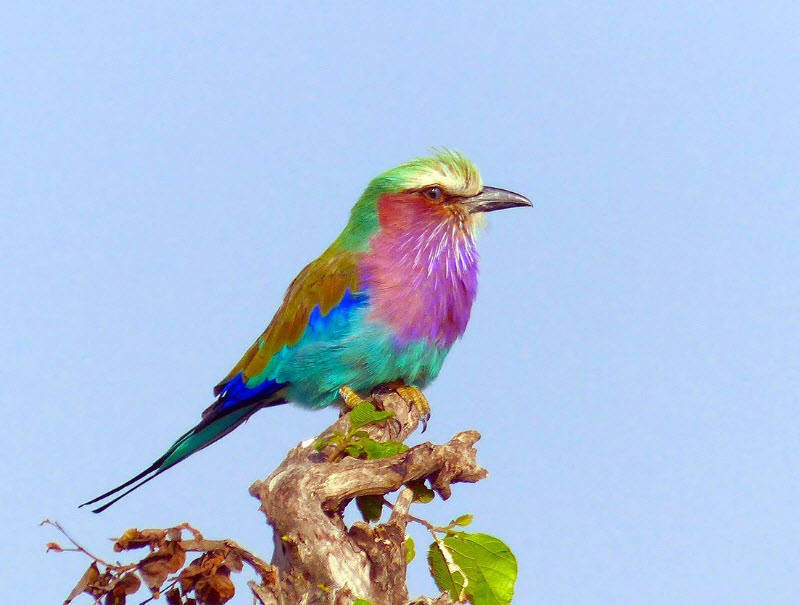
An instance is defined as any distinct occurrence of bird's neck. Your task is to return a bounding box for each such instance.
[359,194,480,347]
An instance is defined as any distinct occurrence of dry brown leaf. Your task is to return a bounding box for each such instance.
[194,573,235,605]
[111,572,141,596]
[46,541,64,553]
[165,586,183,605]
[64,562,99,604]
[205,552,226,574]
[103,591,125,605]
[114,528,166,551]
[164,541,186,573]
[138,549,173,592]
[178,558,205,592]
[206,552,226,573]
[90,570,116,596]
[222,548,243,573]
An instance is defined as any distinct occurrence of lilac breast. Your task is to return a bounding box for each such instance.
[360,215,480,347]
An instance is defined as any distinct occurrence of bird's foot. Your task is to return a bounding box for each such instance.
[338,385,366,410]
[393,384,431,433]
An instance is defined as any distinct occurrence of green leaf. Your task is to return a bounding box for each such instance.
[452,514,474,528]
[408,480,435,503]
[314,430,344,451]
[361,438,409,460]
[429,532,517,605]
[356,495,383,522]
[405,535,416,563]
[345,443,366,458]
[349,401,394,430]
[352,600,373,605]
[428,539,467,601]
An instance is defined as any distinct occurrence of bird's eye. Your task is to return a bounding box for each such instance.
[422,186,443,201]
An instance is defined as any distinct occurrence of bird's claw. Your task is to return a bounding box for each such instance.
[420,412,430,433]
[393,384,431,432]
[338,385,365,410]
[341,383,431,431]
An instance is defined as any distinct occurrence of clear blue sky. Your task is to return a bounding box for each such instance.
[2,3,798,603]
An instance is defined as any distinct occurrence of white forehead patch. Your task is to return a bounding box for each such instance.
[404,159,483,197]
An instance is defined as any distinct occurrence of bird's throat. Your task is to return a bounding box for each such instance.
[360,194,480,347]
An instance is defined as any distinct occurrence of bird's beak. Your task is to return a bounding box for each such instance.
[462,186,533,214]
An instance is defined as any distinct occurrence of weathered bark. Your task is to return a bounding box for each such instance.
[248,387,488,605]
[52,388,488,605]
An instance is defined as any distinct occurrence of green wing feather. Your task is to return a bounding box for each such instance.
[214,248,360,394]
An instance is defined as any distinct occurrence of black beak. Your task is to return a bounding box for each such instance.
[462,186,533,214]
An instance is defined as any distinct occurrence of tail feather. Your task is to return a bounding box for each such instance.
[80,397,286,513]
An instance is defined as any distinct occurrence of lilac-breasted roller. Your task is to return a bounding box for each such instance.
[82,150,531,512]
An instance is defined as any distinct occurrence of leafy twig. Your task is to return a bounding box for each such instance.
[42,519,132,571]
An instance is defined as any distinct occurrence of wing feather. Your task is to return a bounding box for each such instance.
[214,250,360,395]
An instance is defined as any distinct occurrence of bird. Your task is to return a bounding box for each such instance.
[81,149,531,512]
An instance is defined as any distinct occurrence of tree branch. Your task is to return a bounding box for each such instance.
[249,388,486,604]
[51,387,489,605]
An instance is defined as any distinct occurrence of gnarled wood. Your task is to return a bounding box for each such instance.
[52,388,487,605]
[248,388,487,605]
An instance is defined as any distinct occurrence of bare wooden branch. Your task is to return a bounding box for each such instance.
[52,387,488,605]
[248,389,487,605]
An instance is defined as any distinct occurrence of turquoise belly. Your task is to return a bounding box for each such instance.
[251,301,451,408]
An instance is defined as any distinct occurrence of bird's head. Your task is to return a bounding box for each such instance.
[337,149,532,250]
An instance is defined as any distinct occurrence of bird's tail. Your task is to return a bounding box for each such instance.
[80,397,285,513]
